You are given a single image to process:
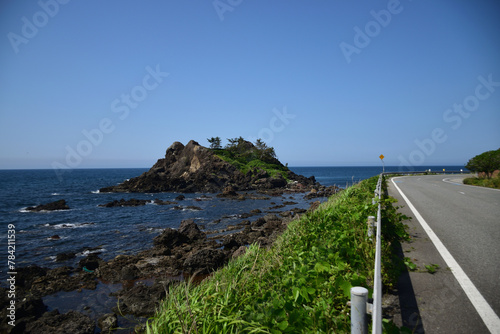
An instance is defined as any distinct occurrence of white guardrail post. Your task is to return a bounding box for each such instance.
[351,287,368,334]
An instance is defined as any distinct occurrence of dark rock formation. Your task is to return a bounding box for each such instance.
[24,310,95,334]
[112,282,167,317]
[98,313,117,332]
[26,199,69,212]
[183,248,227,275]
[304,186,340,199]
[99,140,317,193]
[98,198,149,207]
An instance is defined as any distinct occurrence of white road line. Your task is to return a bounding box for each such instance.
[391,177,500,334]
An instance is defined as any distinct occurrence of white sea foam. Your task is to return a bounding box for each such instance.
[77,248,105,257]
[91,190,100,194]
[52,222,95,229]
[46,236,68,241]
[51,193,61,196]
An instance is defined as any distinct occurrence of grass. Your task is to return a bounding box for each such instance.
[146,176,410,333]
[213,148,289,180]
[463,176,500,189]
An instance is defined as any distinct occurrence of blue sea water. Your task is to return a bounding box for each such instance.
[0,166,465,282]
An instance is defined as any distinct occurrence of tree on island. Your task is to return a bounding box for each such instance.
[465,148,500,179]
[207,136,222,150]
[208,137,279,163]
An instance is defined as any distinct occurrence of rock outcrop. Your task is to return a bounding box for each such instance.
[99,140,316,193]
[26,199,70,212]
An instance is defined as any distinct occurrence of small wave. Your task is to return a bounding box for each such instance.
[91,190,100,194]
[46,235,68,241]
[51,222,95,229]
[20,208,72,213]
[76,248,105,257]
[51,193,61,196]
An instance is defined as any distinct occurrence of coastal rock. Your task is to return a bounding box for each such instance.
[217,185,239,198]
[24,310,95,334]
[178,219,205,241]
[98,198,149,207]
[304,185,340,199]
[112,282,167,317]
[26,199,70,212]
[56,251,76,262]
[30,266,97,297]
[182,248,228,275]
[99,140,317,193]
[154,199,178,205]
[98,313,118,332]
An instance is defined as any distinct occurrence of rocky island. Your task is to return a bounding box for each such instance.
[99,138,318,193]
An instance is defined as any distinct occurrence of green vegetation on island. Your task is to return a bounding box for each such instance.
[208,136,290,180]
[464,148,500,189]
[146,176,410,333]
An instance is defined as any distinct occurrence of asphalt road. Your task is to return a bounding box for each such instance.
[390,174,500,333]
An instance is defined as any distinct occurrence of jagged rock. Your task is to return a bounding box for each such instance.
[56,252,76,262]
[112,282,167,317]
[154,199,178,205]
[98,313,117,332]
[24,310,94,334]
[304,185,340,199]
[121,264,140,281]
[217,185,239,198]
[79,253,102,271]
[183,248,228,274]
[16,265,48,289]
[153,228,186,248]
[232,246,248,259]
[178,219,205,241]
[26,199,70,212]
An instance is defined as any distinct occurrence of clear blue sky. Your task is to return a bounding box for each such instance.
[1,0,499,169]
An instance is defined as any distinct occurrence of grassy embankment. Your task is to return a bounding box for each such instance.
[146,176,409,333]
[463,176,500,189]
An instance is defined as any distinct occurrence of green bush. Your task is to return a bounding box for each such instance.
[463,176,500,189]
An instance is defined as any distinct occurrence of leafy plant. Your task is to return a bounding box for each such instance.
[424,263,439,274]
[404,257,417,271]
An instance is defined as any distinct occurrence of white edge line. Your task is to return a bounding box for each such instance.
[391,177,500,334]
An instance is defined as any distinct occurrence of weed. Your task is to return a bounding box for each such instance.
[424,264,439,274]
[404,257,417,271]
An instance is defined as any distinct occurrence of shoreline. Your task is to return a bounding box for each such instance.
[0,186,334,334]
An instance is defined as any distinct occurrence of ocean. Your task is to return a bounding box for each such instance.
[0,165,465,282]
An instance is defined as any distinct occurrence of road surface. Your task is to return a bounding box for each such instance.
[388,174,500,333]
